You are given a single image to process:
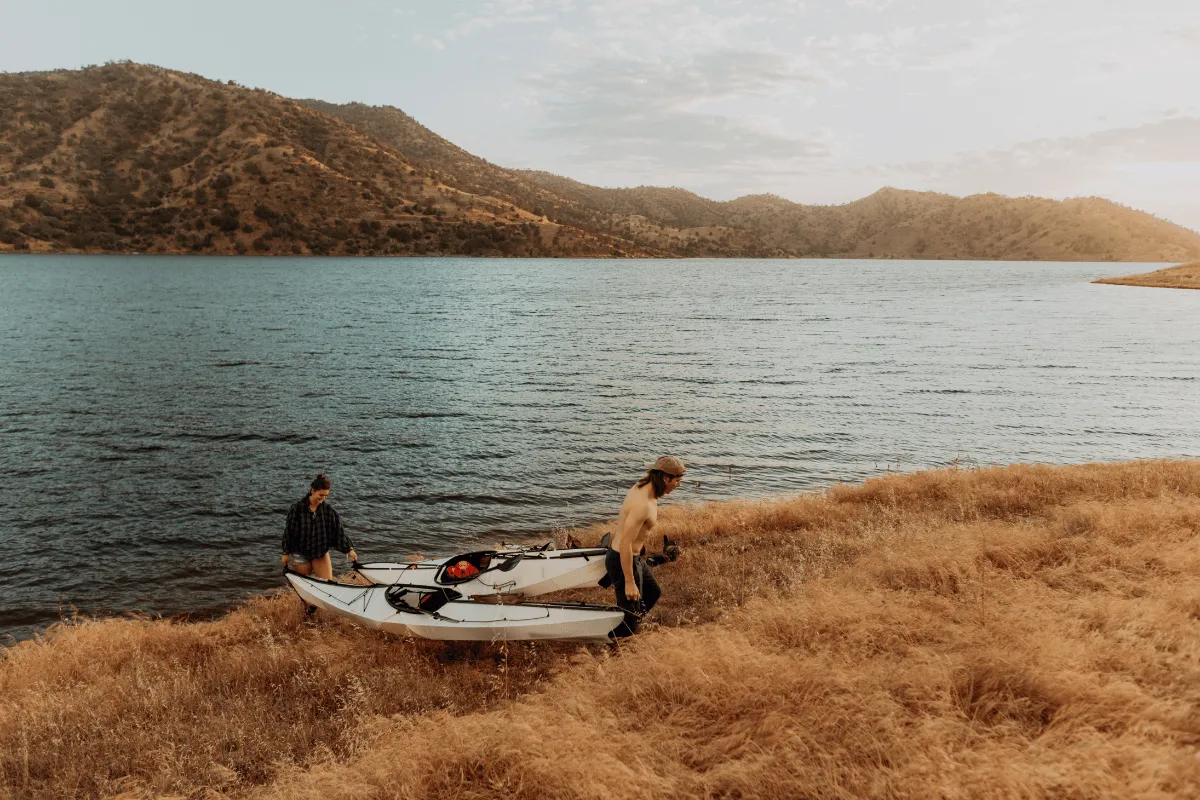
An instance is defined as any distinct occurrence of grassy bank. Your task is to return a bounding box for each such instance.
[3,460,1200,799]
[1094,260,1200,289]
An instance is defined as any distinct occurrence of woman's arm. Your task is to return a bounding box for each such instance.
[330,508,356,560]
[282,504,298,556]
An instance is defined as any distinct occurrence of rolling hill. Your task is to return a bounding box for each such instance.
[3,62,1199,261]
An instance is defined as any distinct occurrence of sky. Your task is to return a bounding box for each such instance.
[3,0,1199,230]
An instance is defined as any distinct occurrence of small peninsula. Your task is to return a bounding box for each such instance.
[1094,260,1200,289]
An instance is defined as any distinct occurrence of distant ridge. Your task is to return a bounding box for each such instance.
[3,62,1199,260]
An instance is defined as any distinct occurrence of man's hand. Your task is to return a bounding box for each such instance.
[624,583,641,602]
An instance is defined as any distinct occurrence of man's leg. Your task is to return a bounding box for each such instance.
[639,559,662,615]
[606,548,641,638]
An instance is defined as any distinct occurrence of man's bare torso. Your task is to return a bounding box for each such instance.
[613,482,656,555]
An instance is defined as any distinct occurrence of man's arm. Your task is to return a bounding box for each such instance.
[618,505,650,600]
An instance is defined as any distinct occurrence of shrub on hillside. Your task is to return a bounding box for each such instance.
[211,213,239,233]
[253,204,279,223]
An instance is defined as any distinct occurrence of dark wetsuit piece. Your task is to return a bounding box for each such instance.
[604,547,661,638]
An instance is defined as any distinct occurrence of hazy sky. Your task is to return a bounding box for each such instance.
[4,0,1199,229]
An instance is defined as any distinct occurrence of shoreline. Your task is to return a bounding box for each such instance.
[0,250,1189,262]
[4,459,1199,798]
[1093,259,1200,289]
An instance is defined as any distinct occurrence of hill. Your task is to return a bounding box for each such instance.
[1094,260,1200,289]
[302,98,1200,261]
[3,460,1199,798]
[3,62,1200,261]
[0,63,656,257]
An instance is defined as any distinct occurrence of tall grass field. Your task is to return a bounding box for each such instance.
[3,460,1199,799]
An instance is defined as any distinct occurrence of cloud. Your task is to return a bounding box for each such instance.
[411,32,445,51]
[441,0,808,56]
[799,18,1023,75]
[907,34,1007,71]
[884,116,1200,181]
[845,0,895,10]
[443,0,575,44]
[1172,27,1200,46]
[527,50,832,174]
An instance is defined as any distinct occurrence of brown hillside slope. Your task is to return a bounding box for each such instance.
[300,99,1200,261]
[300,100,759,256]
[0,64,656,257]
[4,63,1200,260]
[3,461,1199,798]
[1094,260,1200,289]
[519,175,1200,262]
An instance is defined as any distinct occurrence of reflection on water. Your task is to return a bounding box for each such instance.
[2,256,1198,640]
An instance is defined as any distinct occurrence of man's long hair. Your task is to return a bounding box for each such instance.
[636,469,672,499]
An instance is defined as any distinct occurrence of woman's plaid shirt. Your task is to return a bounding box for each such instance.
[282,496,353,559]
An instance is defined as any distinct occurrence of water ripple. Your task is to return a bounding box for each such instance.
[2,255,1198,642]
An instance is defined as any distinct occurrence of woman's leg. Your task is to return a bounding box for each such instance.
[311,552,333,580]
[287,556,318,617]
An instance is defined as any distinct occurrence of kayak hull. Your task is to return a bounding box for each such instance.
[285,572,623,642]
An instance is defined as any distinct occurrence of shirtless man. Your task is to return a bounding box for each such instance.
[606,455,685,637]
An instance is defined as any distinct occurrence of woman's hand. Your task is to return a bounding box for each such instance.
[281,554,290,565]
[347,549,358,563]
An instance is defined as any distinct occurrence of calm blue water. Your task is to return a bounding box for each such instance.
[2,256,1199,641]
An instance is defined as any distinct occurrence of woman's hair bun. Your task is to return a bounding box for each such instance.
[311,473,332,490]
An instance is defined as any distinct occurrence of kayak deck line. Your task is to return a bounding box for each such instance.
[352,544,611,597]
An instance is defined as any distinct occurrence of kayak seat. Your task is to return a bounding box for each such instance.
[435,551,494,585]
[385,585,463,613]
[418,588,463,613]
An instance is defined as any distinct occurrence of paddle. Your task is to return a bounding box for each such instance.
[497,553,525,572]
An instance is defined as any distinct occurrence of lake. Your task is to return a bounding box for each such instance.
[2,256,1198,642]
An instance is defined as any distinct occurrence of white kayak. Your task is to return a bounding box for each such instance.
[285,571,624,642]
[353,544,609,598]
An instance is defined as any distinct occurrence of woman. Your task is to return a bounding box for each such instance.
[281,474,357,580]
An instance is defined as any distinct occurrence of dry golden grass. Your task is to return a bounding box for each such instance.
[3,460,1200,798]
[1094,260,1200,289]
